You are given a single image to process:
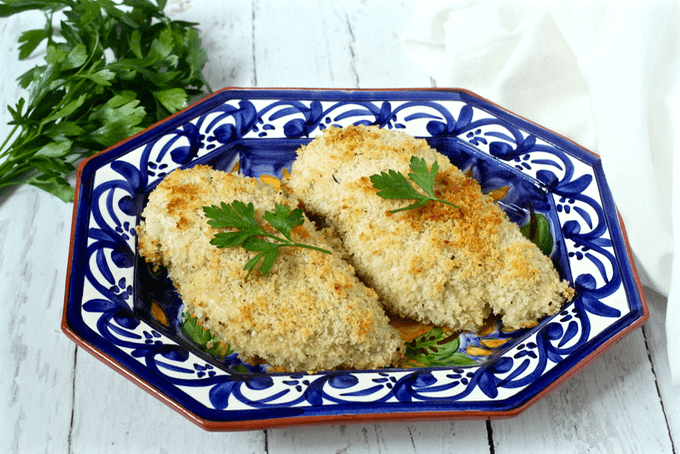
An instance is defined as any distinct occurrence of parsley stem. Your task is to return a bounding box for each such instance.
[389,198,459,214]
[438,199,460,209]
[0,163,35,188]
[262,231,331,254]
[0,125,19,157]
[291,243,333,254]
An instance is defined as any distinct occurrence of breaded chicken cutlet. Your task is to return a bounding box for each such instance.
[289,125,574,332]
[136,165,404,372]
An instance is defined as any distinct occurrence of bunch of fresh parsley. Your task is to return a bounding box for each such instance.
[0,0,211,202]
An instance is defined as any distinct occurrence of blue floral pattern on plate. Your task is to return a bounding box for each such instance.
[63,89,646,429]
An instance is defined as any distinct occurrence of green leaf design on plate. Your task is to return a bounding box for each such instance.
[181,312,233,359]
[402,327,477,367]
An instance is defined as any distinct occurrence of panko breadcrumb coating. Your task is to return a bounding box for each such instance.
[289,125,574,332]
[136,165,404,372]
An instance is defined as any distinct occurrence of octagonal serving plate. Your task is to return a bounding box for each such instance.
[62,88,647,430]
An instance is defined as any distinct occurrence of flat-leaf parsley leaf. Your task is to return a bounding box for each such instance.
[370,156,460,213]
[203,201,332,281]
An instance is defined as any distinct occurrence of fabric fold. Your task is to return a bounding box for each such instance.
[402,0,679,385]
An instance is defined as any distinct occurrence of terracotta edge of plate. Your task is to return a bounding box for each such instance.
[60,87,650,431]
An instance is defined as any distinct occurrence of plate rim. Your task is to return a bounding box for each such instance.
[61,87,649,430]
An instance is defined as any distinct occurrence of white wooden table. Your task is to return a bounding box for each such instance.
[1,1,678,452]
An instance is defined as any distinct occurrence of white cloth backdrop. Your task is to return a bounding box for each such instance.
[402,0,680,385]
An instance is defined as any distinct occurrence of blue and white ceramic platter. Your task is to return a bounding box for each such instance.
[63,88,647,430]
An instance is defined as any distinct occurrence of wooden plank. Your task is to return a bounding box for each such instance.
[69,351,266,453]
[0,185,76,453]
[166,0,256,89]
[252,0,358,88]
[255,2,489,449]
[338,0,432,88]
[1,17,78,453]
[255,1,488,451]
[61,2,266,452]
[491,328,674,453]
[269,421,491,453]
[643,289,680,445]
[252,0,430,89]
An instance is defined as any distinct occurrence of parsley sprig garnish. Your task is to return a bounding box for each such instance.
[203,201,332,281]
[0,0,211,202]
[370,156,460,213]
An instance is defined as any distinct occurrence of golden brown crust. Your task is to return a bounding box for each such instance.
[137,165,404,372]
[289,125,574,332]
